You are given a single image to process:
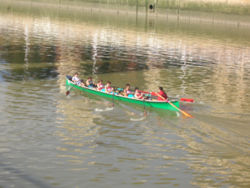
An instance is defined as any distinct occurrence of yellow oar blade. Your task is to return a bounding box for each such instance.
[155,92,193,118]
[169,101,193,118]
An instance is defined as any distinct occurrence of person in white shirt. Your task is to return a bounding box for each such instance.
[72,73,81,85]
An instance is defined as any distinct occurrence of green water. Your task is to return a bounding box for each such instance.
[0,1,250,188]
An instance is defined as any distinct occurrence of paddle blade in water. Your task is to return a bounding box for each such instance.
[168,101,193,118]
[66,90,70,96]
[180,98,194,103]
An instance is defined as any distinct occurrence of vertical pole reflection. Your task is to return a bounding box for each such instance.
[177,0,180,23]
[92,33,98,75]
[136,0,139,26]
[145,0,148,32]
[24,25,29,72]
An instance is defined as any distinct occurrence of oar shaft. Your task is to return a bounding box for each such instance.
[168,101,193,118]
[155,92,193,118]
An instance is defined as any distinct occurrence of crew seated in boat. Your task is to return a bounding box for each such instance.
[72,72,79,82]
[97,80,104,90]
[134,87,144,100]
[72,72,81,85]
[86,77,96,87]
[156,86,168,101]
[123,83,132,97]
[80,80,86,87]
[105,81,113,93]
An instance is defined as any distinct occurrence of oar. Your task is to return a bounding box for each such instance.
[155,92,193,118]
[180,98,194,103]
[151,92,194,103]
[168,101,193,118]
[143,99,147,116]
[112,90,115,107]
[66,86,72,96]
[141,91,194,103]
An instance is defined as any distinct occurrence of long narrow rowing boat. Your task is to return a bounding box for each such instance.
[66,76,180,111]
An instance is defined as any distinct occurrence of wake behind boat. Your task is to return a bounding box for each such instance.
[66,75,180,111]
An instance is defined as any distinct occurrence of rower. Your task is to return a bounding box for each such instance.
[123,83,132,97]
[72,72,81,85]
[156,87,168,101]
[105,81,113,93]
[134,87,144,99]
[86,77,96,87]
[97,80,104,90]
[80,80,86,87]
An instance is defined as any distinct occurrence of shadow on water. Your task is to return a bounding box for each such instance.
[0,159,52,188]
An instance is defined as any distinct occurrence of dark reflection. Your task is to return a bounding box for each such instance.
[0,66,58,81]
[80,44,93,61]
[79,44,149,74]
[0,45,25,64]
[0,0,249,83]
[0,37,215,81]
[0,44,59,81]
[28,45,58,63]
[94,60,148,74]
[1,45,58,63]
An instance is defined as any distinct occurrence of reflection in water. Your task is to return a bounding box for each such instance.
[56,94,250,187]
[55,97,101,166]
[0,5,250,188]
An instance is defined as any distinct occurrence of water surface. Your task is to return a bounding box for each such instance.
[0,4,250,188]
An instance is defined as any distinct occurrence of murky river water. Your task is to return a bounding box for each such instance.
[0,2,250,188]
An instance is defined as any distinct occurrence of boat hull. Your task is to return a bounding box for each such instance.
[66,78,180,111]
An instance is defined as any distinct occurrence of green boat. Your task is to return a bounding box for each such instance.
[66,76,180,111]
